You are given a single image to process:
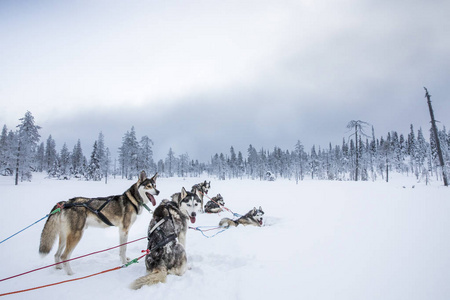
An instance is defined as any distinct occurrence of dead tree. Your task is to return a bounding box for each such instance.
[347,120,370,181]
[424,87,448,186]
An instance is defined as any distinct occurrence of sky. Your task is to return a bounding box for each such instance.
[1,0,449,160]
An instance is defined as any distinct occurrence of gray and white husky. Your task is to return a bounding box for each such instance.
[204,194,225,213]
[219,206,264,228]
[39,171,159,275]
[131,187,201,289]
[191,180,210,212]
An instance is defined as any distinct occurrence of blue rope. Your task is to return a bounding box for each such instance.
[190,226,229,238]
[0,215,48,245]
[0,207,60,245]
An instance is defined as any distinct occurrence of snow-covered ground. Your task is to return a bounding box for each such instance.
[1,173,449,300]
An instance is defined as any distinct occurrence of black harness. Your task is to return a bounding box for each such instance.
[61,197,115,226]
[147,202,179,252]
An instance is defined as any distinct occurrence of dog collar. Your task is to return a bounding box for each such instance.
[126,191,152,214]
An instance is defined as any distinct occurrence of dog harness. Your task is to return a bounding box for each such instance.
[146,202,179,252]
[61,197,114,226]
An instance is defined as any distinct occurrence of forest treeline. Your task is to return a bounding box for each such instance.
[2,111,449,185]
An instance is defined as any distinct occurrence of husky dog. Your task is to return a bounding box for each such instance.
[204,194,225,213]
[191,180,211,212]
[219,207,264,228]
[39,171,159,275]
[131,187,200,289]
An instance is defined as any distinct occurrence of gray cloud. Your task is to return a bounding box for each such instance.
[3,0,450,161]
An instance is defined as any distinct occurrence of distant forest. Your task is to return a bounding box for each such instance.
[2,111,449,185]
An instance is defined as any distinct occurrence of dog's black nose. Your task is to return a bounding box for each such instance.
[191,212,196,217]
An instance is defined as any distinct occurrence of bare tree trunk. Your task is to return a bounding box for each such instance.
[385,157,389,183]
[15,140,21,186]
[424,87,448,186]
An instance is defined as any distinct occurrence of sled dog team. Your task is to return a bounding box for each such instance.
[39,171,264,289]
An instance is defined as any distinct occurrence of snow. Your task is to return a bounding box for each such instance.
[1,173,450,299]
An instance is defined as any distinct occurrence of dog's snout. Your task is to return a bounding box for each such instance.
[191,212,196,217]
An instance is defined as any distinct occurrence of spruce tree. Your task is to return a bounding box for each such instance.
[15,111,41,184]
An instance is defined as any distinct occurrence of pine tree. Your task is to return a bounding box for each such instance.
[157,159,165,176]
[165,148,176,177]
[44,135,57,175]
[59,143,71,179]
[237,151,244,179]
[86,141,102,181]
[35,142,45,172]
[138,135,154,175]
[247,145,258,179]
[15,111,41,184]
[178,153,190,177]
[71,139,85,178]
[0,125,11,175]
[97,132,106,181]
[369,126,377,181]
[229,146,237,178]
[310,145,319,179]
[118,127,139,179]
[407,124,418,178]
[5,130,16,176]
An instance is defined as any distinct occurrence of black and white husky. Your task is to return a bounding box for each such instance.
[219,207,264,228]
[191,180,210,212]
[131,187,201,289]
[204,194,225,213]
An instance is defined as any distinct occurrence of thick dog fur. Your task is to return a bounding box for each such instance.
[131,187,200,289]
[219,206,264,228]
[39,171,159,275]
[204,194,225,213]
[191,180,210,212]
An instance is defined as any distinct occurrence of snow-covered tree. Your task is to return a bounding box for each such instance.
[119,127,139,179]
[44,135,57,175]
[138,135,154,175]
[178,153,189,177]
[229,146,237,178]
[0,125,13,175]
[59,143,71,179]
[71,139,86,178]
[86,141,102,181]
[15,111,41,184]
[247,145,258,179]
[165,148,176,177]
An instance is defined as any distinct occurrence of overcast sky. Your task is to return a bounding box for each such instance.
[1,0,449,160]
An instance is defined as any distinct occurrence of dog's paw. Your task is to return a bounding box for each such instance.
[120,257,131,264]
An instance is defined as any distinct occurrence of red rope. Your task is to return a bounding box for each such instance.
[0,250,150,297]
[0,267,121,297]
[0,236,147,283]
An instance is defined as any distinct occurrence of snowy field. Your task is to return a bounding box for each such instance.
[1,173,450,300]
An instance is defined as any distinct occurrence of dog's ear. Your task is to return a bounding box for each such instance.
[138,170,147,183]
[181,187,188,199]
[151,173,158,181]
[218,193,221,197]
[259,206,262,211]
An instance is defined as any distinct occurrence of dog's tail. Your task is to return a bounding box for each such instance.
[130,267,168,290]
[39,203,62,255]
[219,217,238,228]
